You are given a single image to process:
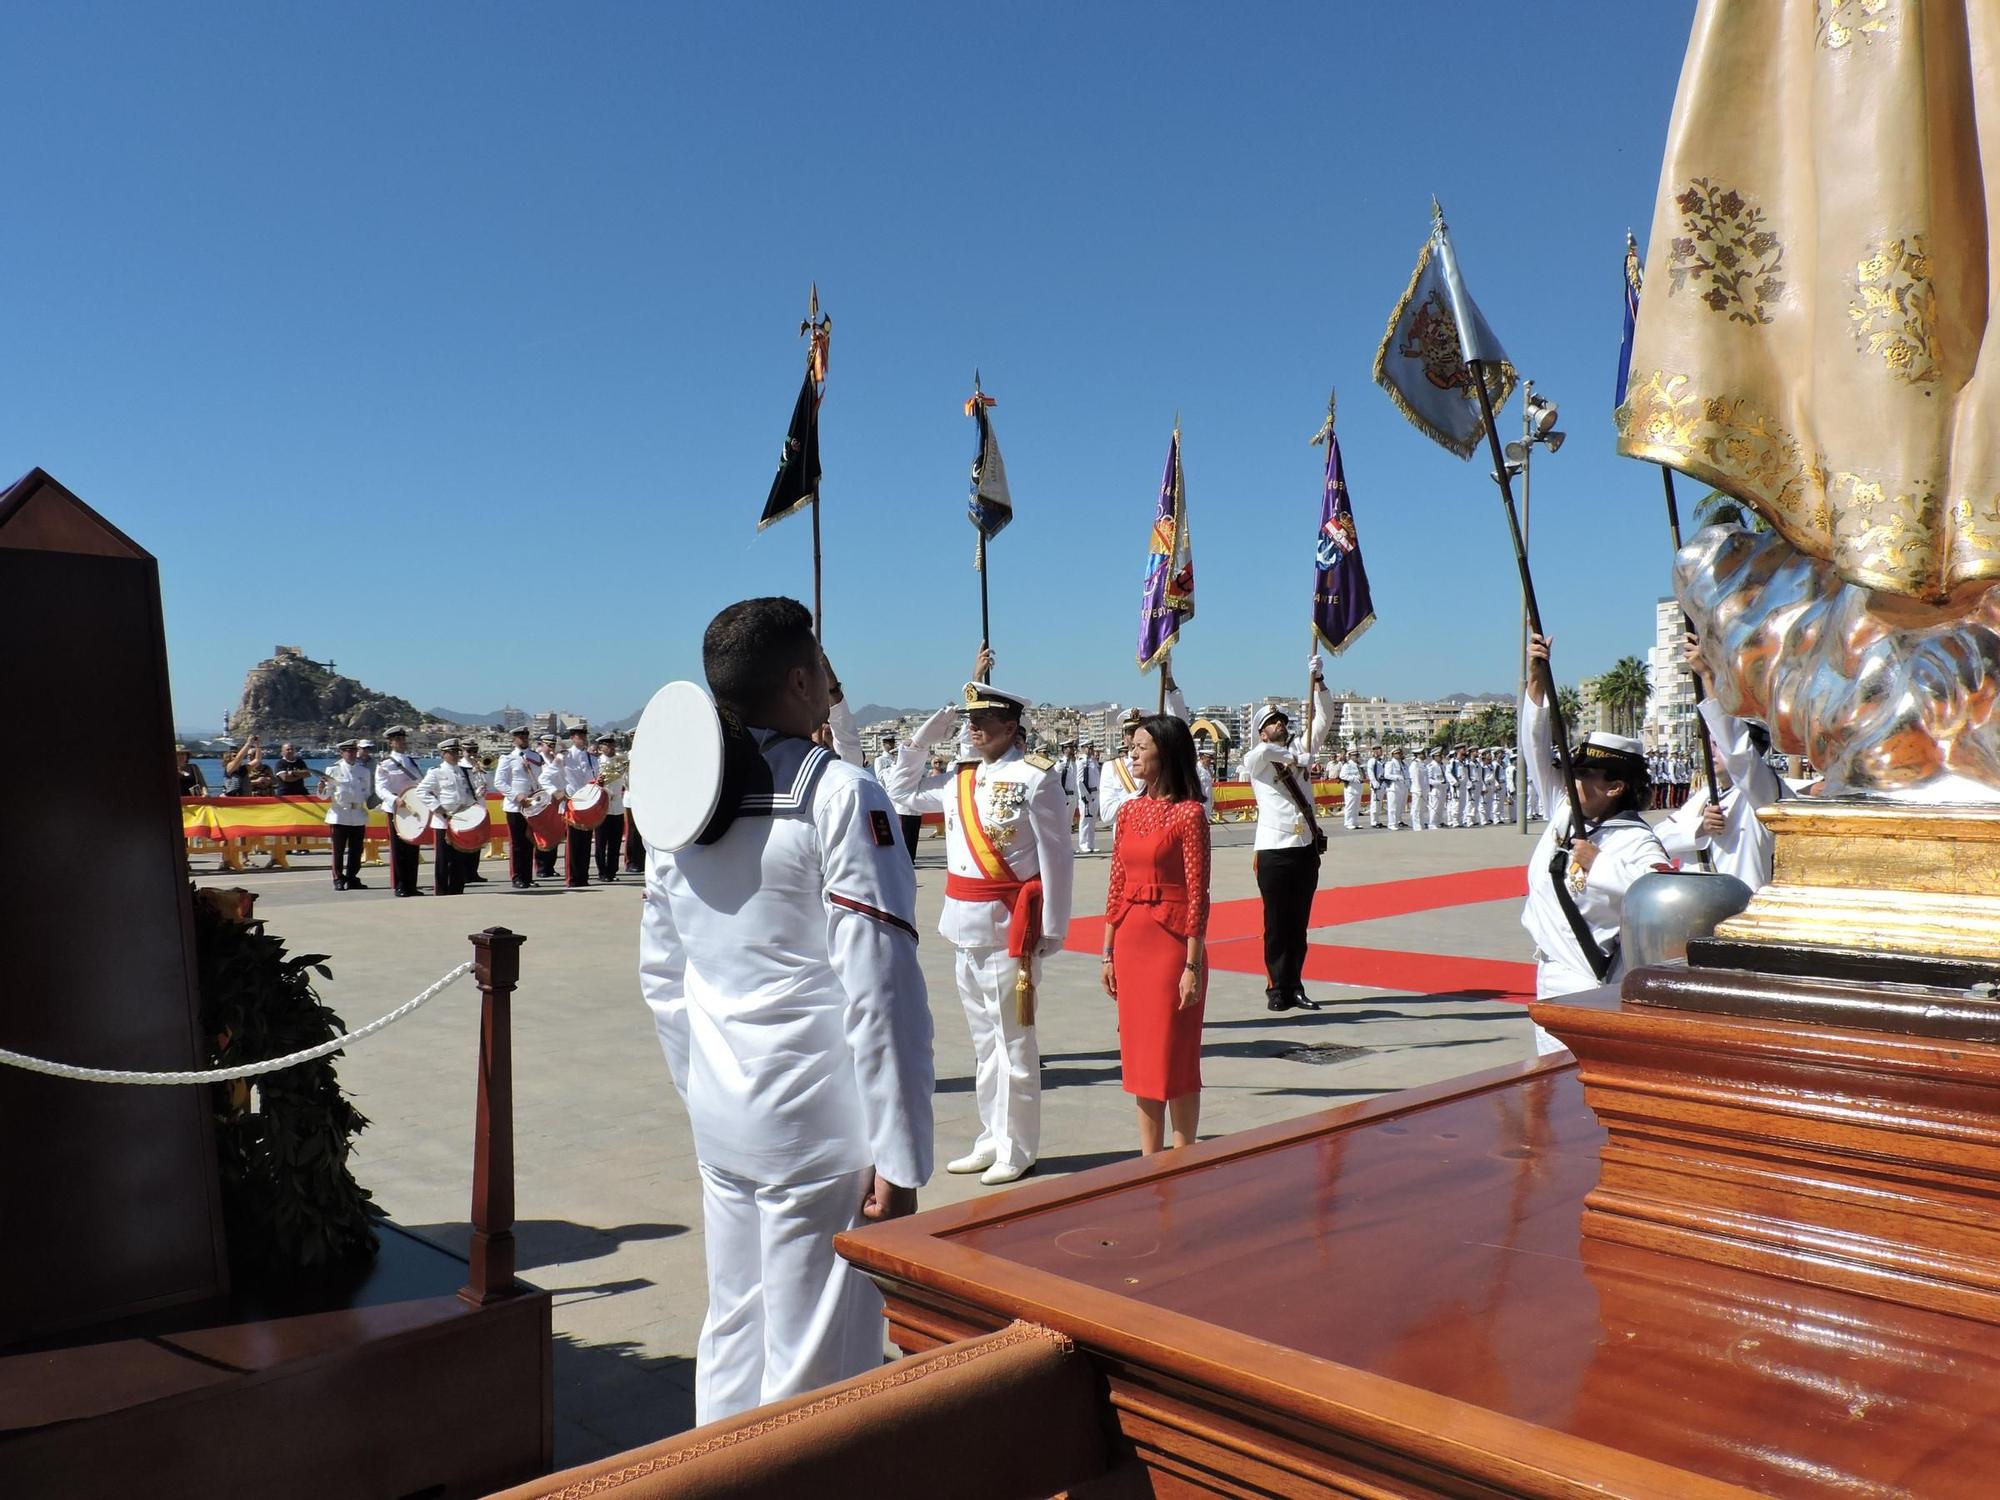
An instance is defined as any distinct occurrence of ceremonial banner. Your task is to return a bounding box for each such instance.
[966,388,1013,546]
[1373,209,1517,458]
[1615,230,1643,411]
[758,369,821,530]
[1311,426,1375,656]
[1137,425,1195,670]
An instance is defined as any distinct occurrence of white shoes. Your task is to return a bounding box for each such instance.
[980,1159,1033,1187]
[947,1147,997,1175]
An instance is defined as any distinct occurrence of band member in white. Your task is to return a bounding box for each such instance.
[560,724,597,888]
[640,597,933,1424]
[593,733,628,882]
[417,738,477,895]
[494,727,539,888]
[374,725,425,897]
[531,732,564,879]
[1242,657,1335,1012]
[323,738,371,890]
[883,650,1073,1186]
[1520,633,1670,1054]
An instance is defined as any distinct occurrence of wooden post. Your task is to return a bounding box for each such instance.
[461,925,525,1307]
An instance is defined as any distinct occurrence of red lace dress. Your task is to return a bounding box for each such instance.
[1104,796,1211,1100]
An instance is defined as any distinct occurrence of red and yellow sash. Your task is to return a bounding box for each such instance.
[954,765,1013,880]
[1112,758,1137,793]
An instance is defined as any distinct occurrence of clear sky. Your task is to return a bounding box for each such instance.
[3,3,1699,729]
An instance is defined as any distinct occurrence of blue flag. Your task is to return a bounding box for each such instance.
[1311,415,1375,656]
[1616,231,1643,411]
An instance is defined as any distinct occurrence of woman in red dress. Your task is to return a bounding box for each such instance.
[1099,714,1211,1155]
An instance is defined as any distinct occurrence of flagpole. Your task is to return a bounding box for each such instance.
[1468,359,1586,840]
[1660,467,1724,852]
[977,533,992,683]
[1308,389,1336,772]
[803,283,831,643]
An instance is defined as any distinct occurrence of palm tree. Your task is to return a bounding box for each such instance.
[1597,656,1653,737]
[1556,684,1584,730]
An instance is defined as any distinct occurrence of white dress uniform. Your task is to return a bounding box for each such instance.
[1076,755,1101,853]
[1337,755,1363,828]
[1423,755,1443,828]
[1363,755,1385,827]
[374,749,420,815]
[883,691,1074,1181]
[323,757,371,826]
[1383,753,1408,830]
[640,731,934,1425]
[1241,683,1334,850]
[826,699,863,765]
[1656,701,1780,890]
[1055,753,1081,848]
[1519,697,1669,1054]
[416,757,475,826]
[1194,759,1213,819]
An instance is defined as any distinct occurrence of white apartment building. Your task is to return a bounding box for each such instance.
[1644,596,1698,752]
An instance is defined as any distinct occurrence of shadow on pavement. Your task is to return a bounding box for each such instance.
[553,1329,698,1468]
[401,1217,687,1270]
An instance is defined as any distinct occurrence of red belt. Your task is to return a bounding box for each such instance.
[945,871,1045,960]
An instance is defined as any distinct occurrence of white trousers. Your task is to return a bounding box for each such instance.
[694,1162,882,1426]
[955,945,1040,1169]
[1426,783,1443,828]
[1342,785,1360,829]
[1367,784,1382,826]
[1386,784,1404,830]
[1076,799,1096,853]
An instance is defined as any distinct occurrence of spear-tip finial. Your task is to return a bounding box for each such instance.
[1430,195,1445,231]
[1309,387,1337,446]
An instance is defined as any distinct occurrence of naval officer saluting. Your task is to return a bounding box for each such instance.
[883,648,1074,1186]
[635,596,934,1424]
[1241,656,1336,1012]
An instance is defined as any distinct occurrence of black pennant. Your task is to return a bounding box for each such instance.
[758,369,821,530]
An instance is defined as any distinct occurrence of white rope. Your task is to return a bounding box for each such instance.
[0,961,476,1085]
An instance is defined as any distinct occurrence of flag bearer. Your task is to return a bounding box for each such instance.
[1242,656,1336,1013]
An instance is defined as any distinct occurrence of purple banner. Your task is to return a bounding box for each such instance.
[1312,431,1375,655]
[1136,428,1194,669]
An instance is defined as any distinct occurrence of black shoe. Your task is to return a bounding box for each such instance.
[333,879,349,891]
[1266,989,1295,1012]
[466,873,489,884]
[396,889,427,897]
[1291,990,1326,1011]
[347,880,369,890]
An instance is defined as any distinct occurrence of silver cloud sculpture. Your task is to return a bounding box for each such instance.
[1676,524,2000,805]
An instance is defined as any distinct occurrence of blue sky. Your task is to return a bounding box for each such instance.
[3,3,1697,727]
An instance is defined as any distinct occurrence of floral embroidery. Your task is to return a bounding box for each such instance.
[1818,0,1894,49]
[1667,179,1786,326]
[1849,235,1939,384]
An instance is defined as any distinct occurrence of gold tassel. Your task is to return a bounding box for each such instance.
[1015,965,1036,1027]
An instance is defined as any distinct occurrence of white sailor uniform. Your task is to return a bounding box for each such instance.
[884,712,1073,1180]
[1076,756,1101,853]
[1242,680,1334,1004]
[1657,701,1780,891]
[640,731,934,1424]
[323,755,371,889]
[416,754,478,895]
[1519,697,1669,1054]
[374,746,424,895]
[1337,755,1363,829]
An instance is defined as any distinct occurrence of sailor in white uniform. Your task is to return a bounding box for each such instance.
[882,657,1073,1186]
[1076,747,1102,853]
[1055,742,1082,851]
[1241,656,1336,1012]
[494,727,540,888]
[531,731,565,879]
[1364,747,1386,828]
[1656,636,1781,891]
[639,597,934,1425]
[322,738,371,891]
[1520,633,1669,1055]
[1337,747,1363,829]
[872,734,922,862]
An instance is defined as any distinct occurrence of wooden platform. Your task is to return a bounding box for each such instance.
[838,1057,2000,1498]
[0,1224,552,1500]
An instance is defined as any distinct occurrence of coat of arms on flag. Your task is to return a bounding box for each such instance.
[1373,202,1518,459]
[1137,423,1194,670]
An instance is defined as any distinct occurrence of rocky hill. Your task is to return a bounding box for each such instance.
[227,646,425,743]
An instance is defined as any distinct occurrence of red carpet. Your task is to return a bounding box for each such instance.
[1068,864,1534,1001]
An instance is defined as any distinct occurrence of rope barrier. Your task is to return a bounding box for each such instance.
[0,961,476,1085]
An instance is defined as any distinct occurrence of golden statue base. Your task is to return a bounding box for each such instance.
[1714,799,2000,963]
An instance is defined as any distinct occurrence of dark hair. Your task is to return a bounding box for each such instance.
[1135,715,1203,803]
[703,597,817,718]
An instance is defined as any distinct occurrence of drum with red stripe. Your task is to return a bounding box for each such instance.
[392,788,434,847]
[565,782,608,831]
[524,795,567,851]
[446,803,492,853]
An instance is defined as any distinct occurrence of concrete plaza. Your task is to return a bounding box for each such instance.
[195,813,1548,1467]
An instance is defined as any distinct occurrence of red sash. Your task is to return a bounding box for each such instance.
[944,872,1045,961]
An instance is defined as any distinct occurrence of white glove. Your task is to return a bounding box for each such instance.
[1037,936,1065,958]
[1308,653,1325,678]
[912,702,959,750]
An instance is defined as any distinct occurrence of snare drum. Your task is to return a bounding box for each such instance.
[392,788,434,847]
[565,782,608,830]
[524,796,567,851]
[446,803,492,853]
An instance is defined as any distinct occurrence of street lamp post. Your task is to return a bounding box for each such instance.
[1508,382,1564,835]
